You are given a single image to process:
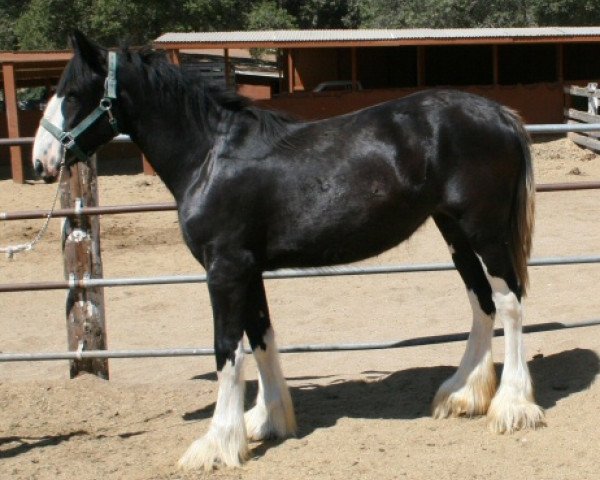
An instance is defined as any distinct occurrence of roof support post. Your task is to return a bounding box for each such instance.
[351,47,358,91]
[168,49,181,65]
[492,45,500,85]
[417,46,426,87]
[492,45,499,85]
[287,49,295,93]
[556,44,564,83]
[2,62,24,183]
[224,48,232,88]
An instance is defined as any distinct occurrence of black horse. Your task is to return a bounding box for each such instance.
[33,31,544,470]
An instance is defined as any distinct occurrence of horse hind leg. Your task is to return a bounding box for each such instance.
[431,213,497,419]
[475,243,545,433]
[244,276,296,441]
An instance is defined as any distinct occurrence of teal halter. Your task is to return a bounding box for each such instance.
[42,51,119,164]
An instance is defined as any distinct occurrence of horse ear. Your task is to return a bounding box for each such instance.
[70,30,107,76]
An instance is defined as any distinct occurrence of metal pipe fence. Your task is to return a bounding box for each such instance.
[2,181,600,222]
[0,122,598,148]
[1,255,599,294]
[1,122,599,365]
[1,319,599,362]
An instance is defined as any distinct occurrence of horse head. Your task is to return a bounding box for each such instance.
[32,30,121,182]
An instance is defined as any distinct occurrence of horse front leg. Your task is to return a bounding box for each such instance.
[244,276,296,441]
[178,253,252,471]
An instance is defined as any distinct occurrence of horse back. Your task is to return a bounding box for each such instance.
[180,90,530,270]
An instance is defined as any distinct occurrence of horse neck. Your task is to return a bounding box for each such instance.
[119,74,219,200]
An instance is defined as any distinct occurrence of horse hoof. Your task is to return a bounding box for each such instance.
[178,430,248,471]
[245,400,297,441]
[432,388,493,419]
[432,368,497,419]
[486,396,545,434]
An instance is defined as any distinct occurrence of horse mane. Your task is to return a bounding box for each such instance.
[129,46,299,143]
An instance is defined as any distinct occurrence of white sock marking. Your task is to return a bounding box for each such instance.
[433,290,496,417]
[178,341,248,470]
[475,256,545,433]
[246,327,296,440]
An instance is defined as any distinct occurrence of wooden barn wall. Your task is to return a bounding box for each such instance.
[266,42,600,124]
[257,83,565,124]
[292,48,352,92]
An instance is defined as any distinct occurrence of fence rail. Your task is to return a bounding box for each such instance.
[1,122,600,149]
[1,255,599,294]
[2,181,599,222]
[1,319,599,362]
[1,121,599,372]
[564,84,600,151]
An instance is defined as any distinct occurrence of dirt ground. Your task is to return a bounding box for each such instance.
[0,137,599,480]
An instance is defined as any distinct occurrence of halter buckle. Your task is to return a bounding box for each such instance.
[99,98,112,111]
[59,131,76,149]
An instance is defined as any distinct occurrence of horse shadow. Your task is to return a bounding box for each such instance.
[183,348,599,441]
[0,430,87,459]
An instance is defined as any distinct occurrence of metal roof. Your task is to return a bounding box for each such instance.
[155,27,600,47]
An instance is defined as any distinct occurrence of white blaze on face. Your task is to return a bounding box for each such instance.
[32,94,65,178]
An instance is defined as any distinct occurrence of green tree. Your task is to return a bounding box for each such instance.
[296,0,361,28]
[0,0,28,50]
[183,0,251,31]
[87,0,183,45]
[246,1,298,30]
[15,0,91,50]
[532,0,600,26]
[356,0,533,28]
[9,0,600,53]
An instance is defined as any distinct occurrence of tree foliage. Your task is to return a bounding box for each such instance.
[355,0,534,29]
[533,0,600,26]
[2,0,600,51]
[246,1,297,30]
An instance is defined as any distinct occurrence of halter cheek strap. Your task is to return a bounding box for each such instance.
[41,51,120,164]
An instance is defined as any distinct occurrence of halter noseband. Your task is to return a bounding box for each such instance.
[41,51,119,165]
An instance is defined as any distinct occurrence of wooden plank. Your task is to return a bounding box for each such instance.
[564,85,600,98]
[565,108,600,124]
[567,120,600,139]
[2,62,24,184]
[568,132,600,152]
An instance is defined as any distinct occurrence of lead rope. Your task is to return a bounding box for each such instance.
[0,160,66,260]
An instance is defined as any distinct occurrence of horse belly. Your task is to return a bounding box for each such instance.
[264,194,431,269]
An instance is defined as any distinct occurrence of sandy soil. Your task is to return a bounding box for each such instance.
[0,137,599,480]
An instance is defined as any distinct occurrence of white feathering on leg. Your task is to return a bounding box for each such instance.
[245,327,296,440]
[433,290,497,418]
[478,260,545,433]
[178,341,249,470]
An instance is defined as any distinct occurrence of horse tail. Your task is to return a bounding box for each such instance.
[504,107,535,296]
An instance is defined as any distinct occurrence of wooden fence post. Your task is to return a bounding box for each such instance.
[61,155,108,379]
